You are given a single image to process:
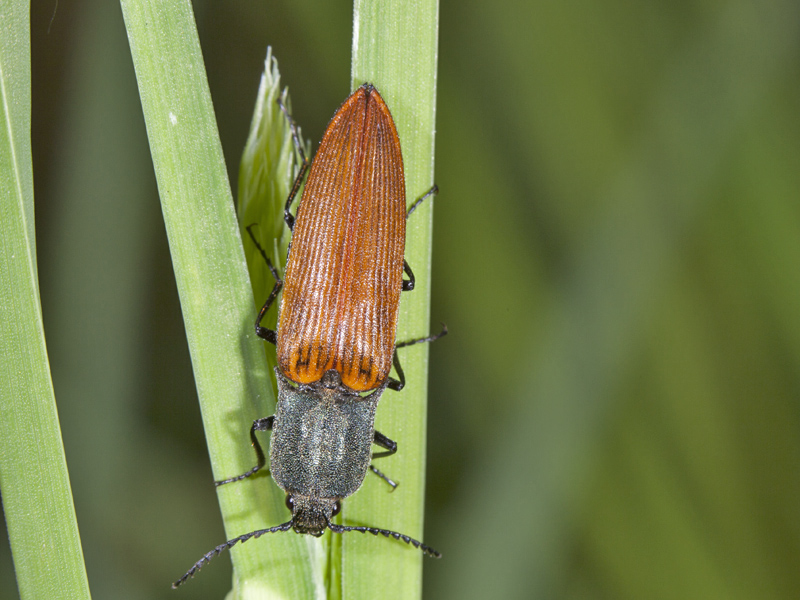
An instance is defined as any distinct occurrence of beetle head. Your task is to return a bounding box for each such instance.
[285,494,341,536]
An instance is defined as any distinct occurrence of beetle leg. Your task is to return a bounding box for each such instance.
[387,324,449,391]
[371,430,398,458]
[387,348,407,391]
[283,158,309,231]
[369,431,399,490]
[402,260,415,291]
[245,224,284,344]
[277,95,310,231]
[402,184,440,291]
[394,323,449,350]
[214,416,274,486]
[401,184,440,291]
[255,281,283,344]
[245,224,281,282]
[406,184,438,219]
[368,465,398,490]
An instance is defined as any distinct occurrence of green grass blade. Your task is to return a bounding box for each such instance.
[119,2,321,597]
[0,2,92,599]
[341,1,440,598]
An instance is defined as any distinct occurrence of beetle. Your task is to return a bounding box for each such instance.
[174,83,444,588]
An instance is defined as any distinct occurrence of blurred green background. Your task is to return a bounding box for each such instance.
[3,0,800,598]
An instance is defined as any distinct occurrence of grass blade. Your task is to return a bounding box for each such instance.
[0,2,92,598]
[338,1,441,598]
[119,2,321,596]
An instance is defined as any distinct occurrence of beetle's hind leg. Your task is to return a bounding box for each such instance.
[402,185,439,291]
[369,430,399,490]
[387,324,449,392]
[406,184,438,219]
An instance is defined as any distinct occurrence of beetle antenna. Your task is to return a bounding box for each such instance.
[327,521,441,558]
[172,521,293,588]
